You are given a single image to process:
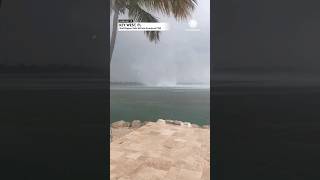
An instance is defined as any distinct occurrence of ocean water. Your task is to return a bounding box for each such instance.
[110,85,210,125]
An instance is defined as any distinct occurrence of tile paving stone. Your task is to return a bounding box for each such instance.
[117,176,131,180]
[132,166,167,180]
[178,169,202,180]
[125,152,142,160]
[201,166,211,180]
[110,151,124,160]
[164,167,181,180]
[110,121,210,180]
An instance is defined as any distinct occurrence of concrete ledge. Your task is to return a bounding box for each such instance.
[111,119,210,142]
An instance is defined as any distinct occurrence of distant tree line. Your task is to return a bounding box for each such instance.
[0,64,105,73]
[110,81,143,86]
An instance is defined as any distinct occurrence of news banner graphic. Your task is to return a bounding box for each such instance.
[118,19,169,31]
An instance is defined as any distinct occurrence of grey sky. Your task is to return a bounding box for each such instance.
[110,0,210,86]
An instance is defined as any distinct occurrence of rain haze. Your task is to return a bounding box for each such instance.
[110,0,210,86]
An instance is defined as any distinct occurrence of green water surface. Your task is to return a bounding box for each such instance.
[110,87,210,125]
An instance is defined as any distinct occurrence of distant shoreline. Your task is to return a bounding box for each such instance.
[111,119,210,127]
[110,85,210,90]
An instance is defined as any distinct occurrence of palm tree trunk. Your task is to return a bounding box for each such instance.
[110,0,115,16]
[110,7,119,62]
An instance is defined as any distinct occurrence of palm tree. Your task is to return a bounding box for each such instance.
[110,0,197,62]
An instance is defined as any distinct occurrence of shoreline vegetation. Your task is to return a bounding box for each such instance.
[110,119,210,141]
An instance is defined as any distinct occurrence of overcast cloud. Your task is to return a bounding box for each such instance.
[110,0,210,86]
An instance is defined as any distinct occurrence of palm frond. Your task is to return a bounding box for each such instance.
[144,31,160,42]
[169,0,197,20]
[112,0,197,43]
[114,0,127,14]
[127,3,158,22]
[138,0,197,21]
[138,0,171,16]
[127,2,160,43]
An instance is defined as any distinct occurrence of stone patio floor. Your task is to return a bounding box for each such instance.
[110,121,210,180]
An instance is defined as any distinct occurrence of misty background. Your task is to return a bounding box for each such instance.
[110,0,210,86]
